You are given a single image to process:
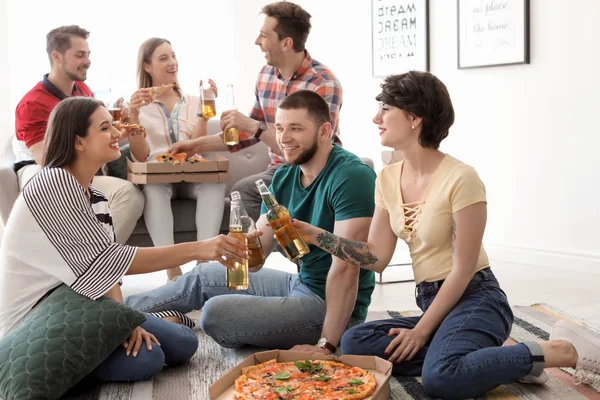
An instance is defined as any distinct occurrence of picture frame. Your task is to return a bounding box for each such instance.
[372,0,429,78]
[457,0,530,69]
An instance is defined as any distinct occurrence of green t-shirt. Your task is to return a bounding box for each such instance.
[261,145,376,320]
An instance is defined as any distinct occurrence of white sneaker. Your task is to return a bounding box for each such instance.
[519,370,549,384]
[550,320,600,385]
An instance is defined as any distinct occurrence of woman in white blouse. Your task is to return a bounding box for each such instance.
[126,37,226,283]
[0,97,247,381]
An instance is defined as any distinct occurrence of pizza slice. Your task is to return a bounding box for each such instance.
[148,83,177,100]
[155,152,188,165]
[115,122,146,138]
[187,153,209,163]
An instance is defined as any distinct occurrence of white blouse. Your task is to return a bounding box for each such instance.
[137,93,202,162]
[0,168,137,338]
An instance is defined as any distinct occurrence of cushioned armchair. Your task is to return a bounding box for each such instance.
[0,137,19,227]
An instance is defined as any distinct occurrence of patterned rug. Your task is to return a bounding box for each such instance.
[63,304,600,399]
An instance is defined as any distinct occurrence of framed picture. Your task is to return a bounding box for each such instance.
[372,0,429,78]
[457,0,530,69]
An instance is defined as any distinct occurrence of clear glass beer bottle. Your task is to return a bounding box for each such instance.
[231,191,265,272]
[255,179,310,262]
[223,84,239,145]
[227,198,249,290]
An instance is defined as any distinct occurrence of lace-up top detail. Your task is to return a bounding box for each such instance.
[374,155,490,283]
[401,201,424,244]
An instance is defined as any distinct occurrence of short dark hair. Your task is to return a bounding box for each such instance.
[376,71,455,149]
[43,97,104,168]
[279,90,331,128]
[261,1,311,52]
[46,25,90,65]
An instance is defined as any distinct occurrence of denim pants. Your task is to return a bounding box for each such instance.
[92,314,198,382]
[125,263,329,349]
[341,268,544,400]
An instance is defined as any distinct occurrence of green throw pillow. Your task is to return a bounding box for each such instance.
[0,285,146,400]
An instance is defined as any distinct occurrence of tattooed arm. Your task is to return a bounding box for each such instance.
[293,207,398,273]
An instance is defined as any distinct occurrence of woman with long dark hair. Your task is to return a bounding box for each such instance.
[0,97,247,381]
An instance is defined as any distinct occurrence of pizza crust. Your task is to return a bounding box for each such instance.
[147,83,177,100]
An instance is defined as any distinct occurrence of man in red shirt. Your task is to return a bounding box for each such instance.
[13,25,144,244]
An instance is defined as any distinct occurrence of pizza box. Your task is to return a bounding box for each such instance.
[127,155,229,184]
[127,154,229,174]
[209,350,393,400]
[127,171,229,184]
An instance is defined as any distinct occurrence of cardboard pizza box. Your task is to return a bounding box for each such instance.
[127,155,229,184]
[127,171,229,184]
[183,155,229,173]
[128,157,184,173]
[127,155,229,174]
[209,350,393,400]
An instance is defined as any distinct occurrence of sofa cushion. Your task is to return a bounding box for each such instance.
[106,144,131,181]
[0,285,146,400]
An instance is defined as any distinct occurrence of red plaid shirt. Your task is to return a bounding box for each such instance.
[227,51,342,168]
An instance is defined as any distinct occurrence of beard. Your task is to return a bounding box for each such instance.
[284,137,319,166]
[65,67,88,82]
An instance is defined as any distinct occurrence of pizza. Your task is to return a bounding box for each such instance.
[148,83,177,100]
[115,122,146,138]
[155,152,187,165]
[187,153,209,163]
[233,359,377,400]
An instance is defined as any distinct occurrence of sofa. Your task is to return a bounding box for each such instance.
[1,119,272,247]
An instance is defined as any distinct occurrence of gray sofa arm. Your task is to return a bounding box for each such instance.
[0,165,19,226]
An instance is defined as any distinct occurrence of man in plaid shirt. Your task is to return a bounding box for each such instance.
[171,1,342,220]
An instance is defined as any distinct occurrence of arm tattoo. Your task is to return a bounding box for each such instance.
[315,232,378,268]
[451,218,457,254]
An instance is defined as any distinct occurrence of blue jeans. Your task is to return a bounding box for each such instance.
[91,314,198,382]
[125,263,329,349]
[341,268,543,400]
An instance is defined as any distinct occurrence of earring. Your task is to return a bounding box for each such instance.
[411,125,415,129]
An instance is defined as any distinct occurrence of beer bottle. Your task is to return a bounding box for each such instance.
[223,84,239,146]
[227,198,249,290]
[255,179,310,262]
[199,82,216,119]
[231,191,265,272]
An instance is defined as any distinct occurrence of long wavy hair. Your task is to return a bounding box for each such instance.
[137,37,171,89]
[43,97,104,168]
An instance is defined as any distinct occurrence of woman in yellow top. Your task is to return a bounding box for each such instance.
[293,71,600,398]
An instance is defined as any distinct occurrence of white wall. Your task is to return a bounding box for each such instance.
[0,0,9,155]
[232,0,600,271]
[6,0,236,121]
[430,0,600,271]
